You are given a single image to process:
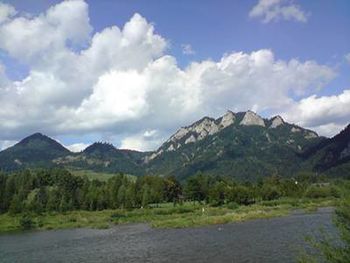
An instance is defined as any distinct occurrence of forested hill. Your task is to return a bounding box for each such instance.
[144,111,326,180]
[0,133,70,171]
[0,111,349,180]
[300,124,350,175]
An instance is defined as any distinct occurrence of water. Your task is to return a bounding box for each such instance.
[0,208,337,263]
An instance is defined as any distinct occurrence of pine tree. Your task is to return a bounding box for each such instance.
[9,194,22,215]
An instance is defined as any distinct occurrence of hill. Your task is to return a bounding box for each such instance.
[53,142,146,175]
[0,133,70,171]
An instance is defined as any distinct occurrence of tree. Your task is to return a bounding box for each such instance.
[227,185,254,205]
[46,187,60,211]
[142,184,150,208]
[9,194,22,214]
[164,176,182,206]
[117,184,126,208]
[209,181,226,206]
[184,173,208,204]
[260,185,281,201]
[125,183,136,208]
[59,195,69,213]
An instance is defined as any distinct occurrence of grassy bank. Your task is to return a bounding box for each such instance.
[0,197,338,233]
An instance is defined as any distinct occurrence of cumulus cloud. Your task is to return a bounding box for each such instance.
[65,143,89,152]
[181,44,195,55]
[0,140,17,151]
[249,0,308,23]
[0,0,346,151]
[121,130,163,151]
[0,2,16,24]
[282,90,350,136]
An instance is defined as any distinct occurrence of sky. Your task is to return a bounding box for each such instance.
[0,0,349,152]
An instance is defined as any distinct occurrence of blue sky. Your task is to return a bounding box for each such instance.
[0,0,349,151]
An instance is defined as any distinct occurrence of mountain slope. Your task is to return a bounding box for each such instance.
[0,133,70,171]
[0,111,348,180]
[53,142,146,175]
[301,124,350,174]
[144,111,325,180]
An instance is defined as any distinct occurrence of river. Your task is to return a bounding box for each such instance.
[0,208,337,263]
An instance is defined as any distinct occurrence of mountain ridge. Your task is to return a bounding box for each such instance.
[0,110,348,180]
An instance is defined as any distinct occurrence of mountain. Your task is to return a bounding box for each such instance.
[0,133,70,171]
[300,124,350,175]
[53,142,146,175]
[143,111,325,180]
[0,111,348,180]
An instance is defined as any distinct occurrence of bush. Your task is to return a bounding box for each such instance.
[19,214,34,230]
[228,186,255,205]
[226,202,239,210]
[261,185,282,201]
[304,185,340,199]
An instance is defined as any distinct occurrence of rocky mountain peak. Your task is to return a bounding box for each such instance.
[270,115,285,128]
[219,110,236,128]
[239,111,265,127]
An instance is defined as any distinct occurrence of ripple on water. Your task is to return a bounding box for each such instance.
[0,209,338,263]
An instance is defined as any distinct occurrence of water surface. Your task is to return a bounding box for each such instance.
[0,208,337,263]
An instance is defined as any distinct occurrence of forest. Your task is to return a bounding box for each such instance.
[0,168,342,215]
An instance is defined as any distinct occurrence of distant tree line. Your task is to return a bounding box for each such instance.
[0,168,340,215]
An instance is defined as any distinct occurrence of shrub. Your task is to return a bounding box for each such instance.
[226,202,239,210]
[19,214,34,230]
[304,185,340,199]
[261,185,282,201]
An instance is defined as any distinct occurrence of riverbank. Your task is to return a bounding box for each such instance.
[0,208,337,263]
[0,197,338,233]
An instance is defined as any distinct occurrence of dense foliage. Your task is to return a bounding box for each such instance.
[299,180,350,263]
[0,169,340,215]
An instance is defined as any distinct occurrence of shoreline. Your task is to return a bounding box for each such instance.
[0,197,338,234]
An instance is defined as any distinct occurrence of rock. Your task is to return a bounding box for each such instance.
[192,118,219,136]
[291,127,302,133]
[270,116,284,128]
[185,135,196,144]
[170,127,189,142]
[144,149,163,163]
[286,139,295,144]
[305,131,318,139]
[220,111,235,128]
[167,144,175,151]
[240,111,265,127]
[14,159,22,165]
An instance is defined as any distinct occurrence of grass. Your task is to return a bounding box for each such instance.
[0,198,338,233]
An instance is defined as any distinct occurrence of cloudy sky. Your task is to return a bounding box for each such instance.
[0,0,349,152]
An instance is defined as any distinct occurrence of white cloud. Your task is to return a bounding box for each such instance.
[0,0,346,151]
[65,142,89,152]
[181,44,195,55]
[0,2,16,24]
[0,140,17,150]
[282,90,350,136]
[121,130,163,151]
[0,0,91,63]
[249,0,308,23]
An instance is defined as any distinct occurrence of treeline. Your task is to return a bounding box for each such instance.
[0,169,340,215]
